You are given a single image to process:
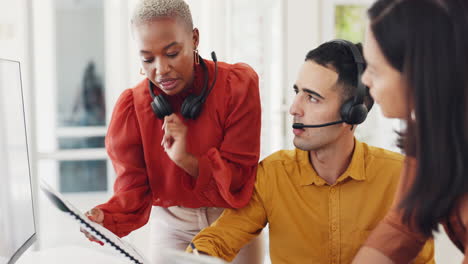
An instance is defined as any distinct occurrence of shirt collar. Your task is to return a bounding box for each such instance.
[298,138,366,186]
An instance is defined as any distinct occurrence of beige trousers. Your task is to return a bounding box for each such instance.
[149,206,264,264]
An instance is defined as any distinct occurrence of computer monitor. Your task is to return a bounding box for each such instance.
[0,59,37,264]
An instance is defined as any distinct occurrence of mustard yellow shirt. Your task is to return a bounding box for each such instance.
[190,140,434,264]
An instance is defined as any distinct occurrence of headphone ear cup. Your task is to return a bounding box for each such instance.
[350,104,368,125]
[181,94,195,118]
[188,101,202,119]
[340,98,368,125]
[151,95,172,119]
[181,94,202,119]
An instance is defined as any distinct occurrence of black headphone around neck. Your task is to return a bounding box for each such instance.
[292,40,373,130]
[336,39,371,125]
[148,51,218,119]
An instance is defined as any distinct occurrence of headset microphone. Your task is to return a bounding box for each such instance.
[292,120,344,129]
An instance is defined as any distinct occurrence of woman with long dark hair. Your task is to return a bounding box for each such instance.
[352,0,468,263]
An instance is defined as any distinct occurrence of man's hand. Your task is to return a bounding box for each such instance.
[80,208,105,246]
[161,114,199,177]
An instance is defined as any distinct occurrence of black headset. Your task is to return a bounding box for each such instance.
[293,40,372,129]
[336,39,371,125]
[148,51,218,119]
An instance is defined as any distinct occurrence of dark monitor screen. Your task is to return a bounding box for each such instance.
[0,59,36,264]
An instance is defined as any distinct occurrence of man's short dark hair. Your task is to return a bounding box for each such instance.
[305,41,373,110]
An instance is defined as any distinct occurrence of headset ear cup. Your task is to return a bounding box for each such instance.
[181,94,194,118]
[189,101,202,119]
[340,98,354,124]
[349,104,368,125]
[181,95,202,119]
[340,98,368,125]
[151,95,172,119]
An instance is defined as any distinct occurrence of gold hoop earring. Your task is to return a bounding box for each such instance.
[140,68,145,76]
[194,49,200,65]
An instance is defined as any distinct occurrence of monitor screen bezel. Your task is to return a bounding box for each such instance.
[0,58,37,264]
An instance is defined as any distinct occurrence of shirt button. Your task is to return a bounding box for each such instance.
[331,188,336,194]
[332,225,337,231]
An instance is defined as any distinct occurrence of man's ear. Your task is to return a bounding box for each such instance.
[192,28,200,49]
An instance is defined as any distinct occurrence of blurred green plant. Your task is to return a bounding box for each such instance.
[335,5,367,43]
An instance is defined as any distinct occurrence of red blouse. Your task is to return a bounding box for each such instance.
[96,60,261,237]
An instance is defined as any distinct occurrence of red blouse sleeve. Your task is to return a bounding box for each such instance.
[96,89,152,237]
[193,63,261,209]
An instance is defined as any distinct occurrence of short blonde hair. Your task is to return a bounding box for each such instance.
[131,0,193,30]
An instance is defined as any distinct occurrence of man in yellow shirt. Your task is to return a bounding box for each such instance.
[188,40,434,263]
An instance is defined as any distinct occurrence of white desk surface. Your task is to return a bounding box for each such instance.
[16,245,129,264]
